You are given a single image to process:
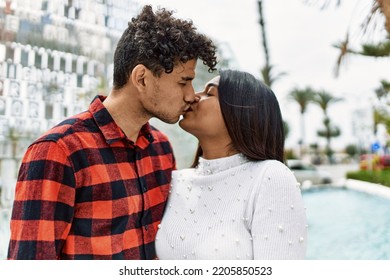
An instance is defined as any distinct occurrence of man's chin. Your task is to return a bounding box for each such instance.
[158,116,180,124]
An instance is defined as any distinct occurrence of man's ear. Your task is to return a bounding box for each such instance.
[131,64,148,91]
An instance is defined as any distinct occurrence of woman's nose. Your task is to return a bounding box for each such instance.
[193,94,201,103]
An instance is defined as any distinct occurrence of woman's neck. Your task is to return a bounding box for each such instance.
[199,137,238,160]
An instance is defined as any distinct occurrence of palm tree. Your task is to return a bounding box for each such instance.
[312,91,343,163]
[305,0,390,33]
[317,118,341,163]
[257,0,286,87]
[375,79,390,100]
[257,0,289,144]
[312,91,343,115]
[381,0,390,33]
[373,80,390,135]
[305,0,390,78]
[307,0,389,170]
[312,1,390,153]
[333,34,390,76]
[306,0,390,76]
[288,87,316,156]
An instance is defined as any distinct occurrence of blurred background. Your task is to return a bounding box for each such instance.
[0,0,389,259]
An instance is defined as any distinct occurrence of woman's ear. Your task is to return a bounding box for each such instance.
[131,64,147,91]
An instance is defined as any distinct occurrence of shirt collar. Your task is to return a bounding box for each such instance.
[89,95,154,147]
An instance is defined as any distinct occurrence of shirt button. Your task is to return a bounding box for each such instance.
[144,225,148,230]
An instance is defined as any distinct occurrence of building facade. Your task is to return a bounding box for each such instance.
[0,0,138,160]
[0,0,139,258]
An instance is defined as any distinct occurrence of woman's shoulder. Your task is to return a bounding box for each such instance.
[251,159,290,172]
[251,159,296,183]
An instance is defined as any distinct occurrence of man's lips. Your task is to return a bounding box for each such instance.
[183,105,193,114]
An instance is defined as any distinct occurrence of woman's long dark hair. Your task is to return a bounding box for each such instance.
[191,69,285,167]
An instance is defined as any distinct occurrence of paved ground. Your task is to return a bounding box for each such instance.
[316,163,360,184]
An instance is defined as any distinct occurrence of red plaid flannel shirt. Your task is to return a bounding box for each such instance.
[8,95,175,259]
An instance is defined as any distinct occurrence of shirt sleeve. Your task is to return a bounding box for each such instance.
[249,161,307,259]
[7,140,76,260]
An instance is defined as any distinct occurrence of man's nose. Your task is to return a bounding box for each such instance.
[184,87,196,103]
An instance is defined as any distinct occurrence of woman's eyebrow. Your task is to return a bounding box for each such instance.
[205,82,218,89]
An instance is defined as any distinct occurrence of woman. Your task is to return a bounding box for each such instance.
[155,70,307,259]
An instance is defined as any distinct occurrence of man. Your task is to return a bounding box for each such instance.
[8,5,217,260]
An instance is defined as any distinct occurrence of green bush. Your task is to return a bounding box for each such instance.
[284,149,298,159]
[346,169,390,187]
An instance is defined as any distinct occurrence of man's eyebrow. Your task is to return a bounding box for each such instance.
[181,76,194,81]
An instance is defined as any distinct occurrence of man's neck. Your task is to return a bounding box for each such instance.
[103,88,149,142]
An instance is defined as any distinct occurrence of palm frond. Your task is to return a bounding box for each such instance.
[333,33,350,77]
[303,0,341,10]
[261,64,287,87]
[361,39,390,56]
[312,90,343,115]
[375,79,390,100]
[288,87,316,114]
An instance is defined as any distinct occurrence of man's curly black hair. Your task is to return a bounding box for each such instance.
[113,5,218,89]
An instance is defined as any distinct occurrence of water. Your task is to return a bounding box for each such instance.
[303,187,390,259]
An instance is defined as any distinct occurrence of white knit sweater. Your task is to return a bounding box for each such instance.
[155,154,307,260]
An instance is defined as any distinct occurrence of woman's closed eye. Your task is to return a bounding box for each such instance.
[205,90,213,97]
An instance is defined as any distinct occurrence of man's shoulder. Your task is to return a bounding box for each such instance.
[35,110,92,143]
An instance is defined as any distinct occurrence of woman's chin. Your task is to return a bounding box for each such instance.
[178,118,192,132]
[178,118,186,128]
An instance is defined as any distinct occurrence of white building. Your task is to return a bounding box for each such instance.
[0,0,139,259]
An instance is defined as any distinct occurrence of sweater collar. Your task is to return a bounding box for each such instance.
[195,153,249,175]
